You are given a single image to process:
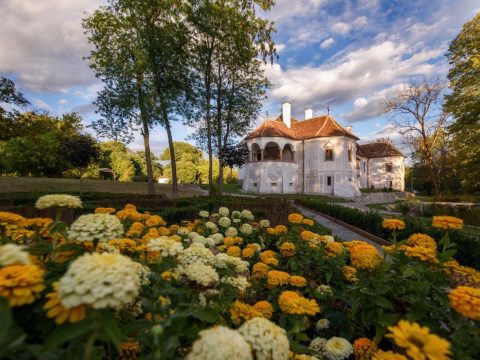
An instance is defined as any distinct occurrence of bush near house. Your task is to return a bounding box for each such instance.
[296,198,480,269]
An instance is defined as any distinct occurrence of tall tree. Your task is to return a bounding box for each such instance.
[0,77,30,139]
[84,4,158,195]
[444,13,480,191]
[383,79,450,195]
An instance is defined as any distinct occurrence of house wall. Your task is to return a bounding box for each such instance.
[367,156,405,191]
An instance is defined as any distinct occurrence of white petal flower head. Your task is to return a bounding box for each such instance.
[180,262,219,287]
[218,207,230,217]
[199,210,209,218]
[218,216,232,228]
[68,213,124,243]
[188,231,200,240]
[192,235,208,244]
[323,337,353,360]
[233,219,242,224]
[214,253,249,273]
[309,337,328,353]
[187,326,252,360]
[225,227,238,237]
[238,318,289,360]
[147,237,184,257]
[208,233,224,245]
[259,220,270,228]
[205,221,218,232]
[221,276,250,292]
[177,227,190,236]
[240,209,254,221]
[323,235,335,244]
[0,244,31,266]
[315,285,333,297]
[58,253,141,310]
[178,244,215,266]
[240,223,253,235]
[35,194,82,209]
[316,318,330,330]
[231,210,241,219]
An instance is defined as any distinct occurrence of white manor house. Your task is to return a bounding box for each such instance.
[239,103,405,198]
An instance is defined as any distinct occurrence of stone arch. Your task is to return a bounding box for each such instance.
[264,142,281,161]
[282,143,294,162]
[251,143,261,162]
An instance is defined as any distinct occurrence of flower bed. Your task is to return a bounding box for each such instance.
[0,195,479,359]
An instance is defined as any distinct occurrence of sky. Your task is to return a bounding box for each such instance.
[0,0,479,156]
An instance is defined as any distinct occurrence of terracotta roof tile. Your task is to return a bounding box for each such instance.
[245,115,359,140]
[357,142,405,158]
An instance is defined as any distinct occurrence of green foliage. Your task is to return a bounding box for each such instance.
[160,142,203,164]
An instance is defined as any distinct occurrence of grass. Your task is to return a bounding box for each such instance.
[0,176,204,198]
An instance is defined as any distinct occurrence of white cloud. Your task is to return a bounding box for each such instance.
[32,98,51,111]
[332,22,351,35]
[265,0,327,22]
[58,99,68,105]
[275,43,286,53]
[0,0,103,93]
[320,38,335,49]
[352,16,368,27]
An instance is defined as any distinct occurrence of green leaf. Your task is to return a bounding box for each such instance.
[373,296,393,309]
[98,311,122,348]
[38,319,94,355]
[191,308,219,323]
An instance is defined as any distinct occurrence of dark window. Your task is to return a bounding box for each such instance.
[363,162,366,172]
[253,183,257,187]
[389,181,393,188]
[325,149,333,161]
[385,162,393,172]
[271,182,277,187]
[348,148,352,162]
[327,176,332,186]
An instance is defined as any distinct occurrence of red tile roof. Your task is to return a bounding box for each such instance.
[357,142,405,158]
[245,115,359,140]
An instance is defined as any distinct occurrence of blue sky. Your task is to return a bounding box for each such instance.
[0,0,479,156]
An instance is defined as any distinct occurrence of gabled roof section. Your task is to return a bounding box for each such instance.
[358,142,405,158]
[245,115,359,140]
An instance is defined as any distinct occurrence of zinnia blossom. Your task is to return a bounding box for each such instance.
[353,338,377,360]
[278,291,320,316]
[288,213,304,224]
[35,194,82,209]
[382,218,406,231]
[0,264,45,306]
[448,286,480,320]
[44,282,87,324]
[432,216,463,230]
[323,337,353,360]
[349,244,382,270]
[405,233,437,251]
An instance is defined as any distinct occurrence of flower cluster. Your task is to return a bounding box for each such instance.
[382,218,406,231]
[432,216,463,230]
[35,194,82,209]
[278,291,320,316]
[68,213,124,244]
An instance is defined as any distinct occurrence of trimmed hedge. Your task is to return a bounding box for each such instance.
[296,199,480,269]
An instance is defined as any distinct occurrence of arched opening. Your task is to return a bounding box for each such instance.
[385,161,393,173]
[264,142,281,161]
[282,144,294,162]
[324,143,334,161]
[251,143,261,162]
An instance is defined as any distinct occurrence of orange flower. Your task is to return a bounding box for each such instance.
[353,338,377,360]
[267,270,291,287]
[242,247,256,258]
[382,219,405,231]
[289,275,307,287]
[252,262,270,279]
[274,225,288,235]
[432,216,463,230]
[288,213,304,224]
[449,286,480,320]
[0,264,45,306]
[278,291,320,316]
[44,282,87,324]
[349,244,382,270]
[253,301,273,319]
[226,246,241,257]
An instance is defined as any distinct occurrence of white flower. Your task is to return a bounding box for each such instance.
[147,237,184,257]
[323,337,353,360]
[68,213,124,243]
[233,218,242,224]
[240,209,254,221]
[199,210,209,218]
[192,235,207,244]
[225,227,238,237]
[214,253,249,273]
[316,318,330,330]
[187,326,252,360]
[177,228,190,236]
[323,235,335,244]
[240,223,253,235]
[309,337,328,353]
[231,210,241,219]
[178,244,215,266]
[218,207,230,217]
[133,261,151,285]
[35,194,82,209]
[218,216,232,228]
[205,221,217,232]
[58,253,141,310]
[238,318,289,360]
[259,220,270,228]
[221,276,250,291]
[96,243,120,254]
[188,231,200,239]
[0,244,31,266]
[315,285,333,297]
[179,262,219,287]
[208,233,224,244]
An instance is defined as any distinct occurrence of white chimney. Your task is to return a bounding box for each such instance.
[346,125,352,132]
[305,108,313,120]
[282,102,291,128]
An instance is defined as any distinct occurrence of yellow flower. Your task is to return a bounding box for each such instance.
[0,264,45,306]
[443,260,480,287]
[275,225,288,235]
[230,300,262,324]
[126,222,145,237]
[226,246,241,257]
[399,245,438,263]
[246,243,261,251]
[386,320,450,360]
[302,218,314,226]
[267,270,291,287]
[288,213,304,224]
[108,239,137,253]
[343,266,358,282]
[325,241,345,257]
[95,207,116,214]
[278,291,320,316]
[353,338,377,360]
[381,245,397,253]
[241,247,255,258]
[372,350,408,360]
[432,216,463,230]
[448,286,480,320]
[145,215,166,227]
[344,240,370,251]
[0,211,25,225]
[161,271,173,281]
[382,219,406,231]
[289,275,307,287]
[279,242,296,257]
[260,250,278,262]
[349,244,382,270]
[406,233,437,251]
[119,341,141,360]
[300,230,316,241]
[158,226,170,236]
[224,236,243,247]
[252,262,270,279]
[253,301,273,319]
[44,283,87,324]
[266,227,276,235]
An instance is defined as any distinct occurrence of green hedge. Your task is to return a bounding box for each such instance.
[296,199,480,269]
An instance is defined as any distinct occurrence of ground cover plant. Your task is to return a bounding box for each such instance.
[0,195,479,359]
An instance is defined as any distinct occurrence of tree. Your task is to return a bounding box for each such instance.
[444,14,480,191]
[222,142,248,179]
[84,5,159,195]
[0,77,30,136]
[383,79,450,195]
[160,142,203,164]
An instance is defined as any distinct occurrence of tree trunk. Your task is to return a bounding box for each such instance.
[205,68,213,195]
[164,110,178,198]
[136,71,155,196]
[216,68,224,195]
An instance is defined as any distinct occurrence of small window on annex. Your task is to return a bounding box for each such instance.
[324,143,334,161]
[385,161,393,173]
[327,176,332,186]
[251,143,261,162]
[348,144,353,162]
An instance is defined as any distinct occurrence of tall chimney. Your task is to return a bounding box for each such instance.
[282,102,291,128]
[305,108,313,120]
[346,125,352,132]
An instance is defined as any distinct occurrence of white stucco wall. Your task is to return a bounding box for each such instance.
[367,156,405,191]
